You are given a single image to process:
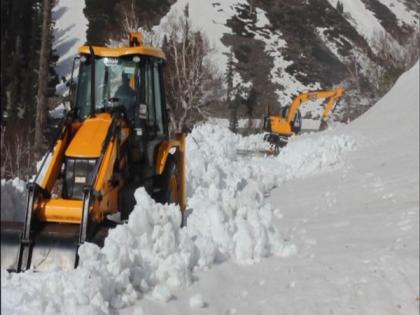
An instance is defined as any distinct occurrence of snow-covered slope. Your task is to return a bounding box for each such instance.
[151,0,419,115]
[51,1,418,121]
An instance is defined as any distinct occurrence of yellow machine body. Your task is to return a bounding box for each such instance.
[1,32,187,272]
[268,87,344,137]
[34,111,186,224]
[65,114,113,158]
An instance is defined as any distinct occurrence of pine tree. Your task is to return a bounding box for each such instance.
[229,95,240,133]
[34,0,52,156]
[245,86,258,132]
[225,49,234,101]
[336,1,344,14]
[6,36,24,120]
[225,49,238,133]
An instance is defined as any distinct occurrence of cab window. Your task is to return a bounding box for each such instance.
[144,58,165,135]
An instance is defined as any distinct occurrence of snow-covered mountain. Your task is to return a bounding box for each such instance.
[54,0,419,121]
[159,0,419,118]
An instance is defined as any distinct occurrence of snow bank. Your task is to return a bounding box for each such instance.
[1,178,26,222]
[1,122,355,314]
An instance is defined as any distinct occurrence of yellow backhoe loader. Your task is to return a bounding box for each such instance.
[263,87,344,153]
[1,32,186,272]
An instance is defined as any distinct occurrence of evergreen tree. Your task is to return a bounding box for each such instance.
[245,86,258,132]
[229,93,240,134]
[1,0,59,177]
[336,1,344,14]
[34,0,52,156]
[225,49,235,101]
[225,49,238,133]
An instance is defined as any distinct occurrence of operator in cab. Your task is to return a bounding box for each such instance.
[114,72,137,118]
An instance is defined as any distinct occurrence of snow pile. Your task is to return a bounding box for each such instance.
[0,178,26,222]
[275,133,356,178]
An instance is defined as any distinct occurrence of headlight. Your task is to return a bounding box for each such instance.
[63,158,96,199]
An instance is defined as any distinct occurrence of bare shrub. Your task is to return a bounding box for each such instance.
[1,123,34,180]
[162,5,222,133]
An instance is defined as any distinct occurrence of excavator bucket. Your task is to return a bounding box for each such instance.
[1,221,78,271]
[1,221,22,271]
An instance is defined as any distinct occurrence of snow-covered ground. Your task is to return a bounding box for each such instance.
[120,62,419,315]
[1,59,418,314]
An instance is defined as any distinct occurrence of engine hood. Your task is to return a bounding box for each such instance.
[65,113,112,158]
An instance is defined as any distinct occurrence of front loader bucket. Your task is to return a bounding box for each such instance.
[1,221,23,270]
[1,220,110,272]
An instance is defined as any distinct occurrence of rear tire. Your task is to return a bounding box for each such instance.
[154,155,186,227]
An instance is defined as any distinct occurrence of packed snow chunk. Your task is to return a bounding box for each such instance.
[151,285,172,302]
[132,306,145,315]
[99,188,195,290]
[1,178,27,222]
[189,294,207,308]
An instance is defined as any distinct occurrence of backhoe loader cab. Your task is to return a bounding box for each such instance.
[1,32,186,272]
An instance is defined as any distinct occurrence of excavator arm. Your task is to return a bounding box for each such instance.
[285,87,344,123]
[319,88,344,121]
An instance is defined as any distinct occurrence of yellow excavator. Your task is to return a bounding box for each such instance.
[1,32,186,272]
[263,87,344,153]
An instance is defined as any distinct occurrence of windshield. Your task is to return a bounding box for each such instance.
[76,56,141,118]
